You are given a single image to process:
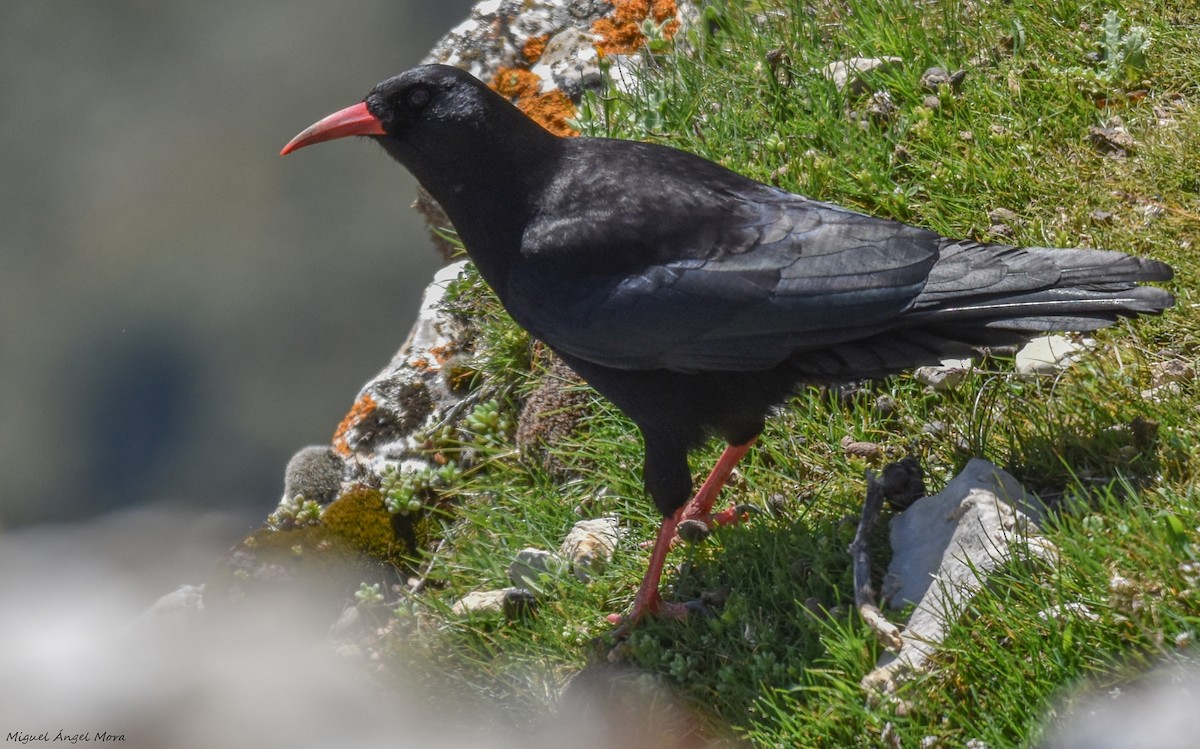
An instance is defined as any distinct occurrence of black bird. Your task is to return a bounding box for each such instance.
[282,64,1173,627]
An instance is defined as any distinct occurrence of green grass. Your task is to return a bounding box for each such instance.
[368,0,1200,745]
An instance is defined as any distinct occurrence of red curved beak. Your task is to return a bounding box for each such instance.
[280,101,386,156]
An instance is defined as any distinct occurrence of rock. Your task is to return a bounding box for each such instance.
[451,587,538,618]
[864,91,897,124]
[841,436,883,461]
[1151,358,1195,387]
[1141,382,1181,402]
[987,207,1020,225]
[507,547,566,591]
[914,358,972,390]
[529,28,604,99]
[1043,663,1200,749]
[821,56,904,95]
[1088,124,1137,156]
[1089,208,1115,225]
[919,66,965,93]
[334,261,472,465]
[862,459,1054,692]
[1015,334,1087,377]
[559,516,622,582]
[282,445,344,505]
[1036,602,1099,622]
[873,394,899,420]
[126,584,205,633]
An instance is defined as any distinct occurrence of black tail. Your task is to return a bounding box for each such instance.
[788,241,1173,379]
[907,240,1174,332]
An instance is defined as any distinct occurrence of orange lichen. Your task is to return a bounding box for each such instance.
[332,392,377,456]
[491,67,579,137]
[427,342,459,366]
[518,90,578,137]
[592,0,680,57]
[522,33,550,63]
[492,67,543,99]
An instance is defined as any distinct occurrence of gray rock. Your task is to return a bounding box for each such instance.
[988,207,1020,225]
[1088,124,1137,156]
[282,445,344,505]
[1151,358,1195,387]
[821,57,904,95]
[507,547,566,591]
[127,584,205,632]
[337,261,471,470]
[914,358,972,391]
[1041,664,1200,749]
[530,28,604,99]
[451,587,538,618]
[863,459,1054,692]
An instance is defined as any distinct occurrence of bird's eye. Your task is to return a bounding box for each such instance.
[406,86,431,109]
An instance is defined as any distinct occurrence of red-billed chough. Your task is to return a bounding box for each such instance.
[282,64,1174,629]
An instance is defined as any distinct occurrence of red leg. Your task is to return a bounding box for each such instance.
[608,439,757,632]
[607,510,691,630]
[679,438,756,524]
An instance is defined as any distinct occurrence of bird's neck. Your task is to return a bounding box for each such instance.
[390,120,563,286]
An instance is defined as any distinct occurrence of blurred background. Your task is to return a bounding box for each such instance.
[1,1,474,546]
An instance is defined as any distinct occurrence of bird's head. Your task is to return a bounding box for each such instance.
[281,65,556,179]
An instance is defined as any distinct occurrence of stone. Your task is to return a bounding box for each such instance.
[282,445,344,505]
[1015,334,1087,377]
[560,516,622,582]
[862,459,1054,692]
[507,547,566,591]
[451,587,538,618]
[1043,664,1200,749]
[987,207,1020,225]
[842,437,883,461]
[1151,358,1195,387]
[920,66,965,93]
[1088,124,1137,156]
[914,358,972,390]
[333,261,473,467]
[529,28,604,99]
[821,57,904,95]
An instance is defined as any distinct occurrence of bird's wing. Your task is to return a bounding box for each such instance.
[511,184,940,373]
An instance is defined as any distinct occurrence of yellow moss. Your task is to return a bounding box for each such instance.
[321,486,407,566]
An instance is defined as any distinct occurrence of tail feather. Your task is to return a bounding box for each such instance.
[788,241,1173,381]
[919,242,1173,306]
[911,241,1173,327]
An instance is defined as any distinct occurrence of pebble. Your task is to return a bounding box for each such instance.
[451,587,538,618]
[1014,334,1086,377]
[559,516,622,582]
[507,547,566,590]
[821,57,904,95]
[914,359,972,390]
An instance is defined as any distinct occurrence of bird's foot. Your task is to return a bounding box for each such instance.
[606,590,690,637]
[679,501,759,529]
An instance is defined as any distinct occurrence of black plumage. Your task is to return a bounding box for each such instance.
[283,64,1173,625]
